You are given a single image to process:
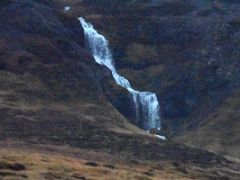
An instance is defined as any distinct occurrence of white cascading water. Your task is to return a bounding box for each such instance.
[64,6,71,11]
[79,17,161,131]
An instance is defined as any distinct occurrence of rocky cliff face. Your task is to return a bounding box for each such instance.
[0,0,142,145]
[1,1,240,179]
[62,0,240,158]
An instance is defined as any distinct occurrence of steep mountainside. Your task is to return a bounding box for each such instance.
[0,0,142,145]
[61,0,240,158]
[177,90,240,158]
[1,0,240,179]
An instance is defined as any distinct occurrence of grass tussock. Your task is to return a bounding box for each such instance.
[0,148,194,180]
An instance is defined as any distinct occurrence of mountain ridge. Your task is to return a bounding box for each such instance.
[0,0,240,179]
[65,0,240,159]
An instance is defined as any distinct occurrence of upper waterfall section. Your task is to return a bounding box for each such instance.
[79,17,161,130]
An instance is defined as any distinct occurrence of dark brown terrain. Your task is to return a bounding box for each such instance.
[60,0,240,159]
[0,0,240,179]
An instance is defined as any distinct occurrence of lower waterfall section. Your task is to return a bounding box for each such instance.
[79,17,161,130]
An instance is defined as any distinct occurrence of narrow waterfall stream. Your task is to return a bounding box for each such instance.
[80,17,162,132]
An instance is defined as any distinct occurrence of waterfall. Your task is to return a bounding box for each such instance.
[79,17,161,130]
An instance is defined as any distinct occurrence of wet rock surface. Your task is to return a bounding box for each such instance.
[72,0,240,129]
[70,0,240,158]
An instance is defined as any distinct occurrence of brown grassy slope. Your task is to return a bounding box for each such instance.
[1,143,240,180]
[0,0,141,141]
[0,146,192,180]
[177,91,240,159]
[0,69,142,144]
[0,69,239,180]
[1,1,240,179]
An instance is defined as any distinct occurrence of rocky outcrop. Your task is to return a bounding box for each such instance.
[64,0,240,157]
[0,0,141,145]
[1,1,240,179]
[177,91,240,158]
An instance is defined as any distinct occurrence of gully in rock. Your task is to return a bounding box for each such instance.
[79,17,163,134]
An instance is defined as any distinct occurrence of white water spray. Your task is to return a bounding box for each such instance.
[79,17,161,130]
[64,6,71,11]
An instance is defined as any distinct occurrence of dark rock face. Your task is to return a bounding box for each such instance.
[0,0,119,102]
[0,161,25,171]
[0,0,135,146]
[75,0,240,134]
[0,1,240,179]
